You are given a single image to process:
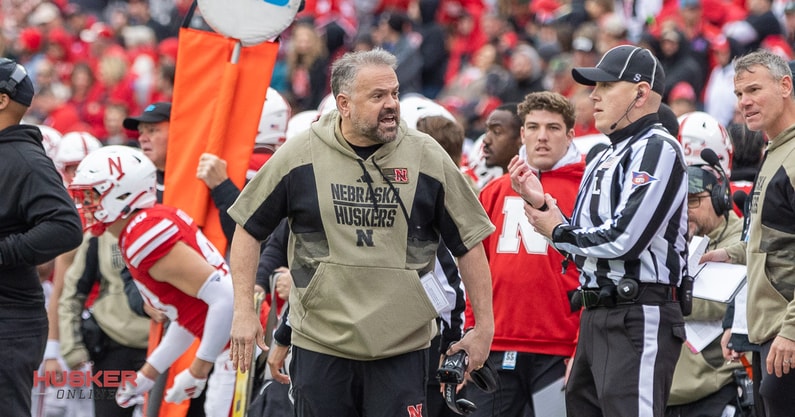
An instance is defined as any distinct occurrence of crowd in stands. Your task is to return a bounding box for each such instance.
[3,0,794,146]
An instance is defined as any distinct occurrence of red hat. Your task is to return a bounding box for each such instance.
[19,27,43,52]
[669,81,696,102]
[47,27,73,51]
[157,37,179,62]
[712,35,730,52]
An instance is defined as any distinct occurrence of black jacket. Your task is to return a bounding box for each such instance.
[0,124,82,331]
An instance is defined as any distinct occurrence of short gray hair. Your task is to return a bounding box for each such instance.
[330,48,397,97]
[734,50,792,82]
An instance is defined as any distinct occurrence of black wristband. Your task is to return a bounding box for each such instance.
[523,197,549,212]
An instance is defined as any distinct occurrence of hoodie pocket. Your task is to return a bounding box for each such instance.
[292,262,440,359]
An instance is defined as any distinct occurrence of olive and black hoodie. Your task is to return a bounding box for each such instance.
[230,111,494,360]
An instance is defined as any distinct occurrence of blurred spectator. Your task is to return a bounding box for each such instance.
[596,14,629,53]
[373,12,423,94]
[352,32,375,52]
[480,13,518,59]
[126,0,176,41]
[149,61,175,103]
[584,0,617,33]
[102,102,135,145]
[157,37,179,67]
[15,27,44,67]
[723,0,782,54]
[413,0,448,99]
[28,2,64,33]
[294,0,358,53]
[45,27,76,84]
[33,58,70,100]
[668,81,698,117]
[785,1,795,52]
[704,36,738,127]
[500,43,545,103]
[570,22,600,68]
[66,62,104,136]
[439,42,511,136]
[37,86,85,133]
[667,0,721,79]
[657,25,705,105]
[285,21,330,113]
[547,53,579,97]
[571,88,599,136]
[444,9,487,86]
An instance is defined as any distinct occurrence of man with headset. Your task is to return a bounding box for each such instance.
[0,57,83,415]
[511,45,689,417]
[666,162,747,417]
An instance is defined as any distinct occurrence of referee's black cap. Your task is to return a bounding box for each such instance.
[572,45,666,96]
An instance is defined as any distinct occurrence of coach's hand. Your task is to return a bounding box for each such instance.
[230,309,267,372]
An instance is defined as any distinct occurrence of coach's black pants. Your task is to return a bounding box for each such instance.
[290,346,428,417]
[0,317,47,417]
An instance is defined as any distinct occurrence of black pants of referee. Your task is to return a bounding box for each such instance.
[566,302,685,417]
[290,346,428,417]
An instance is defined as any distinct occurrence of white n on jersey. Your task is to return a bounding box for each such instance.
[496,197,548,254]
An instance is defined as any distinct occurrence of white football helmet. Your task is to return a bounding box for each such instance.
[37,125,63,159]
[678,111,733,177]
[255,87,292,152]
[54,131,103,174]
[399,94,456,129]
[286,110,320,141]
[69,146,157,234]
[317,93,337,116]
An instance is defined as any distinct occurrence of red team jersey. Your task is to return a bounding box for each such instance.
[119,204,230,338]
[467,162,584,357]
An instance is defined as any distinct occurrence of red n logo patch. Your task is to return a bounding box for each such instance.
[406,404,423,417]
[394,168,408,183]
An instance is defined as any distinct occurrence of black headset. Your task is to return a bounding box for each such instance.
[0,59,28,97]
[700,148,731,217]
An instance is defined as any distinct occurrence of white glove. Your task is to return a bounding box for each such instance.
[115,372,155,408]
[164,369,207,404]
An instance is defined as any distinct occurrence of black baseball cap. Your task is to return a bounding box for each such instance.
[0,58,34,107]
[688,165,719,194]
[123,102,172,130]
[572,45,666,95]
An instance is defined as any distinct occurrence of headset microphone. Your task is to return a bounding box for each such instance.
[699,148,731,218]
[609,93,641,131]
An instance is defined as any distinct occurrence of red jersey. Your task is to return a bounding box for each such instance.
[119,204,230,337]
[467,161,584,357]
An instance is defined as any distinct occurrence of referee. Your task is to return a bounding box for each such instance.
[509,45,689,417]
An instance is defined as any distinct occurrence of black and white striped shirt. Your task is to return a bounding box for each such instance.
[552,115,688,289]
